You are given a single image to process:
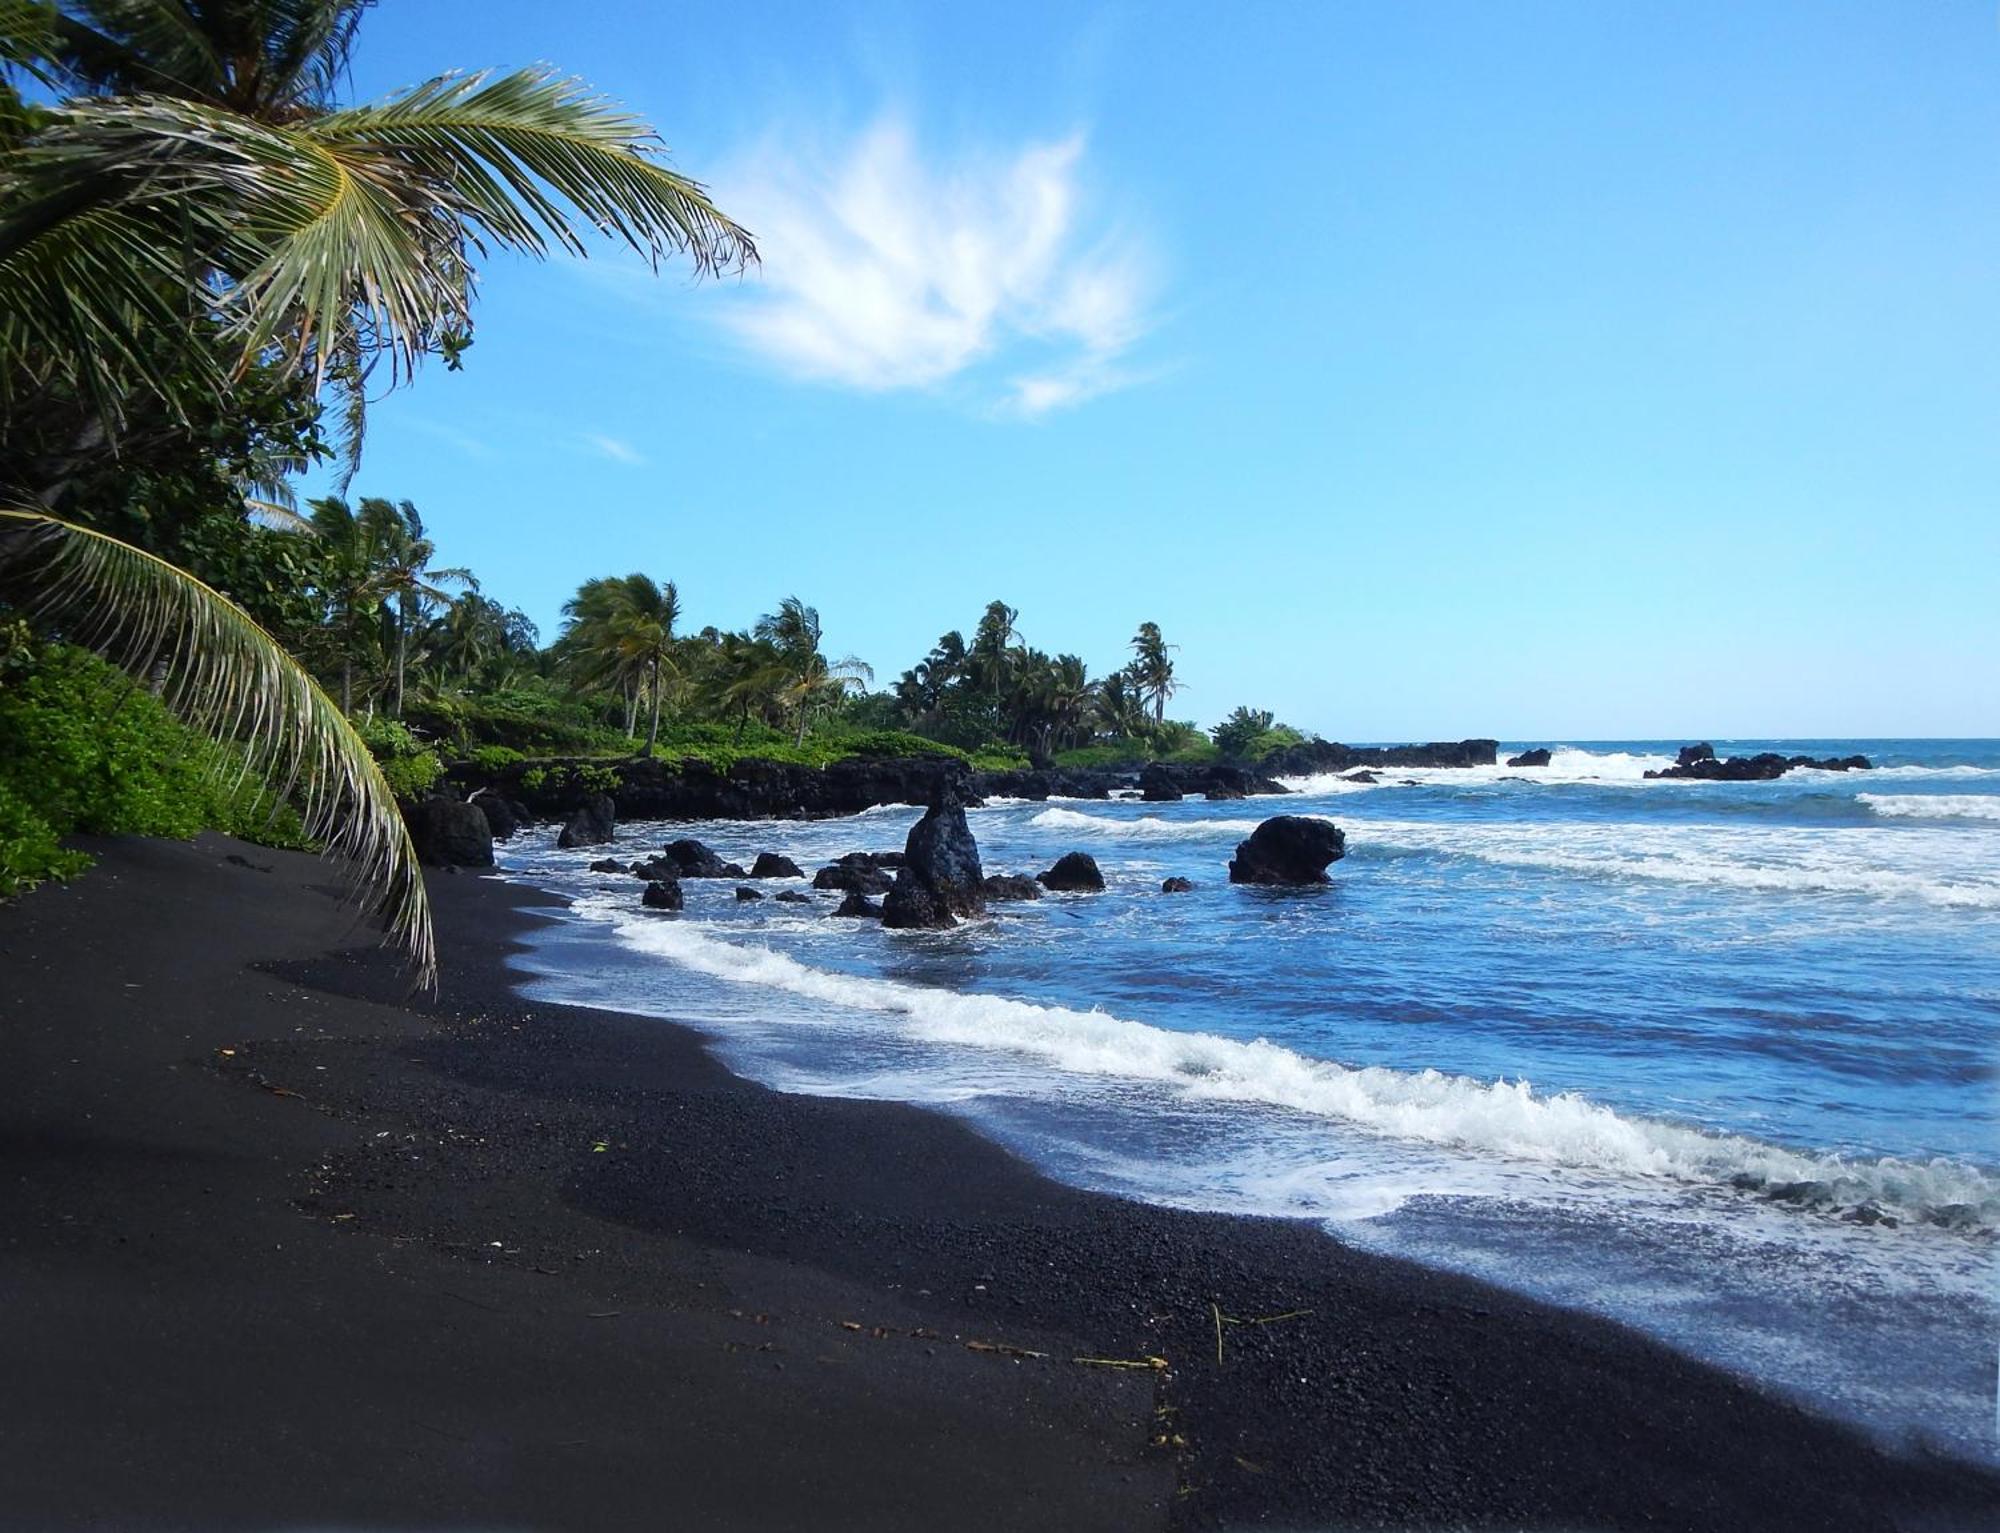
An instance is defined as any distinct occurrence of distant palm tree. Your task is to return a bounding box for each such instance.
[1129,621,1178,725]
[0,1,754,979]
[755,596,873,746]
[369,501,475,719]
[561,573,680,756]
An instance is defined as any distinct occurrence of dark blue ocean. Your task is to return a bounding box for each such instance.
[496,741,1999,1461]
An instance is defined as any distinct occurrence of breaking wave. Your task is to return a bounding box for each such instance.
[1860,794,2000,823]
[608,916,1998,1232]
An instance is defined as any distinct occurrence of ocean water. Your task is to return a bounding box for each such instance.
[494,740,1999,1462]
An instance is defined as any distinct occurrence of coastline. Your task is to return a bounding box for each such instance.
[2,834,1994,1530]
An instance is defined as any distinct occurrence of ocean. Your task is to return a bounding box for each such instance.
[493,740,1999,1463]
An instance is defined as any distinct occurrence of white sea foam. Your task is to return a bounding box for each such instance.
[605,916,1999,1230]
[1859,793,2000,823]
[1029,805,1267,840]
[1024,803,2000,908]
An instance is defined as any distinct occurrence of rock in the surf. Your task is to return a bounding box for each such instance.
[750,851,804,879]
[1139,763,1184,802]
[831,890,883,918]
[1038,851,1105,892]
[774,890,812,904]
[641,879,683,911]
[588,857,626,874]
[664,837,745,878]
[1645,746,1873,781]
[983,874,1043,902]
[1227,815,1347,885]
[881,868,954,929]
[889,796,985,921]
[735,886,763,902]
[814,862,893,895]
[1161,876,1195,893]
[407,797,494,868]
[556,792,615,848]
[1506,748,1552,768]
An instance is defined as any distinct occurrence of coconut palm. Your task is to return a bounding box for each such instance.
[368,500,474,719]
[559,573,680,757]
[0,3,753,978]
[1129,621,1178,725]
[754,596,872,747]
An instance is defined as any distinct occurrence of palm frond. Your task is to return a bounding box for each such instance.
[0,507,435,982]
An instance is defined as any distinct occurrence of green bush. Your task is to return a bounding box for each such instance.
[354,715,443,800]
[467,743,525,774]
[0,642,311,897]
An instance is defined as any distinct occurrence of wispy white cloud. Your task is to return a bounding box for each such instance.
[714,117,1156,416]
[586,433,647,466]
[402,417,492,459]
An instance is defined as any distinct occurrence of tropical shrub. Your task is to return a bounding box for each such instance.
[355,716,444,800]
[0,643,310,895]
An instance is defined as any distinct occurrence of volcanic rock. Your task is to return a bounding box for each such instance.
[407,798,494,868]
[555,793,616,848]
[1038,851,1105,892]
[1227,816,1347,885]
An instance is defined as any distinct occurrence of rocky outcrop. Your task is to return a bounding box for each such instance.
[735,886,763,902]
[969,768,1114,802]
[1262,739,1499,775]
[774,890,812,904]
[881,870,953,929]
[471,791,524,841]
[407,797,494,868]
[663,838,746,879]
[885,796,985,925]
[1139,764,1183,802]
[831,890,882,918]
[630,855,679,882]
[1227,816,1347,885]
[982,874,1042,902]
[813,862,893,895]
[1161,877,1194,893]
[1644,744,1873,781]
[641,879,683,911]
[556,793,616,848]
[750,851,804,879]
[588,857,626,874]
[1038,851,1105,893]
[1506,748,1552,768]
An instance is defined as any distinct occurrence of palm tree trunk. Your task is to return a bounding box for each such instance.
[341,654,353,715]
[393,594,408,718]
[624,681,638,737]
[643,662,661,757]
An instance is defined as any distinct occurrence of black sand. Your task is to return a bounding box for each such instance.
[1,833,1993,1530]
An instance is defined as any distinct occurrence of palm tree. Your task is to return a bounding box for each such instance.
[755,596,872,747]
[560,573,680,756]
[367,500,474,719]
[0,3,755,979]
[1129,621,1178,725]
[1093,669,1149,741]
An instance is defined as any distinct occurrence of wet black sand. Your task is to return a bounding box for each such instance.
[1,833,1993,1530]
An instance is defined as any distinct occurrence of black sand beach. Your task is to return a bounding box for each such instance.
[2,834,1994,1531]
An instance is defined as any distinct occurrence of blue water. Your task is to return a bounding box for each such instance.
[495,741,2000,1461]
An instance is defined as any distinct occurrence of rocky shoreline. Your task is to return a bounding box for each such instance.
[443,737,1504,830]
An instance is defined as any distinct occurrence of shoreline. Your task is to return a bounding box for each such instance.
[3,834,1995,1530]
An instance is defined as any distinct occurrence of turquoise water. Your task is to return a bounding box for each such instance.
[498,741,1999,1461]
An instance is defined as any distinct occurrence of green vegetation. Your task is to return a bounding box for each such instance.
[0,4,1319,946]
[0,638,310,896]
[0,2,752,974]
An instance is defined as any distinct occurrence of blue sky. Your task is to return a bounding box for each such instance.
[321,1,2000,740]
